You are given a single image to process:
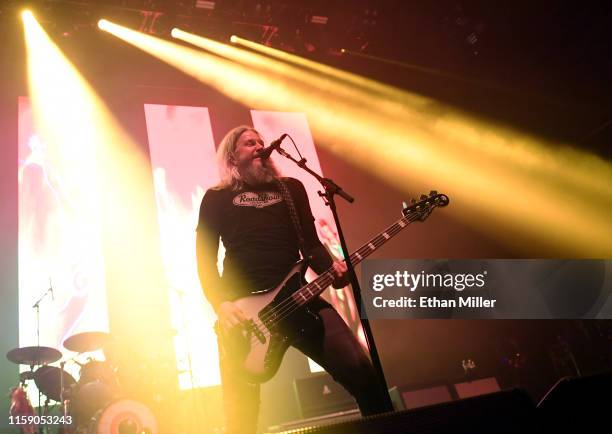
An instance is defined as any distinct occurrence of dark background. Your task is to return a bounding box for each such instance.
[1,1,611,432]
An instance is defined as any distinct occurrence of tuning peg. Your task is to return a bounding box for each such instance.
[420,194,428,200]
[402,201,408,209]
[411,198,416,204]
[430,190,437,196]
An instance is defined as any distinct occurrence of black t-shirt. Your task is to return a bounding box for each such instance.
[196,177,332,309]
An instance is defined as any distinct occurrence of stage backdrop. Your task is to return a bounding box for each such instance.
[143,104,364,388]
[17,96,109,405]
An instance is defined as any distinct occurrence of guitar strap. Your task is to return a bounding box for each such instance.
[275,178,307,258]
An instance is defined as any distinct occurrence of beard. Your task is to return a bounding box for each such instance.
[240,158,279,186]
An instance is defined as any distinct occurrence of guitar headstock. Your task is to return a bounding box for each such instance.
[402,190,450,221]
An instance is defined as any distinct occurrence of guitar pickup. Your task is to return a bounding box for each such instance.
[247,319,266,344]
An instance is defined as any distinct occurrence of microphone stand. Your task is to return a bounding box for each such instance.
[32,284,53,347]
[275,147,393,413]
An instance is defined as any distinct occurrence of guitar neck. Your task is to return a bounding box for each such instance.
[293,213,416,303]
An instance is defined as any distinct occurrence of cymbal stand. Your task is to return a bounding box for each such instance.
[43,397,50,434]
[59,361,68,419]
[31,282,53,434]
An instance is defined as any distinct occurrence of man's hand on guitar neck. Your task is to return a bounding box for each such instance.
[331,260,349,289]
[218,301,247,330]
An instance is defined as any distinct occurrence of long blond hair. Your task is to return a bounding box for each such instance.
[214,125,279,190]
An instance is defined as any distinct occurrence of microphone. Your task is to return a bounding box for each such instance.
[256,134,288,159]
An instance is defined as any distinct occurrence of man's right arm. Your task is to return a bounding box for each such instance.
[196,190,224,311]
[195,225,223,311]
[196,190,246,328]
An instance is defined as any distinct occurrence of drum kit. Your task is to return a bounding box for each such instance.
[6,332,158,434]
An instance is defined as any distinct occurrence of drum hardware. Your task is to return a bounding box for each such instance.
[60,331,129,431]
[6,346,62,366]
[63,332,113,354]
[6,345,67,434]
[7,276,161,433]
[8,321,161,434]
[70,359,120,427]
[70,380,117,428]
[77,360,118,387]
[6,334,119,432]
[20,370,36,383]
[33,364,77,403]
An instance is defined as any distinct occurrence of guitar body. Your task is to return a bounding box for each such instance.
[220,260,320,383]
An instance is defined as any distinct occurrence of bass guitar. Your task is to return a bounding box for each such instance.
[219,191,449,383]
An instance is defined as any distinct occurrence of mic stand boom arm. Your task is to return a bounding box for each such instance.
[275,146,393,412]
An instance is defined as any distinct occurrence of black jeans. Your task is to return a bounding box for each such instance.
[218,298,388,434]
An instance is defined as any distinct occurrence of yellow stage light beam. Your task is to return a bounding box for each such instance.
[172,27,378,108]
[172,27,284,74]
[181,31,610,204]
[100,20,612,256]
[22,12,177,391]
[172,29,612,252]
[99,20,306,115]
[231,36,612,197]
[231,35,428,105]
[174,29,429,131]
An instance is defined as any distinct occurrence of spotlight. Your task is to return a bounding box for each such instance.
[171,28,179,38]
[98,19,109,30]
[230,35,237,44]
[21,10,34,20]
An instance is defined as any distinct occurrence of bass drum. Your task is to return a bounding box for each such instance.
[71,381,116,427]
[87,399,157,434]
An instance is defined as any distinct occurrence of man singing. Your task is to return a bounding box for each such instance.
[196,125,388,434]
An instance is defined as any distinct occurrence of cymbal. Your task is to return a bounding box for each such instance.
[63,331,112,353]
[6,346,62,366]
